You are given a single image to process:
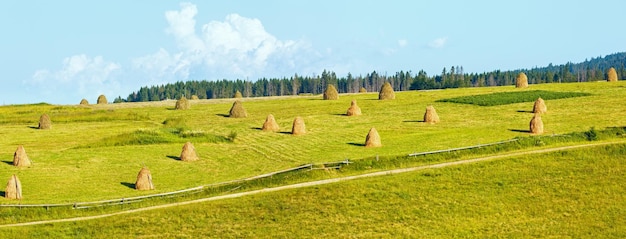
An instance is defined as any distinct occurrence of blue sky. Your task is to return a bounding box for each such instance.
[1,1,624,105]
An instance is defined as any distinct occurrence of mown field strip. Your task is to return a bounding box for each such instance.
[1,140,621,228]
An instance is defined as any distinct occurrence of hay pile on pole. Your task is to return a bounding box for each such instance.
[529,114,544,135]
[79,99,89,105]
[229,100,247,118]
[135,167,154,190]
[291,117,306,135]
[378,82,395,100]
[38,113,52,129]
[365,127,382,147]
[515,72,528,88]
[191,95,199,100]
[346,100,362,116]
[5,175,22,200]
[359,87,367,93]
[13,145,31,167]
[607,67,618,82]
[262,114,280,132]
[532,98,547,114]
[323,85,339,100]
[423,106,440,124]
[180,142,199,162]
[97,94,108,104]
[234,90,243,98]
[175,96,190,110]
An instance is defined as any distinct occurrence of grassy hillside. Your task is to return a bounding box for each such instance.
[2,143,624,238]
[0,82,625,203]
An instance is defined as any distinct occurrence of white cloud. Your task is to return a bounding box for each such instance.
[428,37,448,49]
[398,39,408,47]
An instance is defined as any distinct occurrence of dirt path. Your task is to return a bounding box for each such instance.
[0,141,622,228]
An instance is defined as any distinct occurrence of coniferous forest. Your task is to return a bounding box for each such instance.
[117,52,626,103]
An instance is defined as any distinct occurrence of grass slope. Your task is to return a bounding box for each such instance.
[2,143,624,238]
[437,90,591,106]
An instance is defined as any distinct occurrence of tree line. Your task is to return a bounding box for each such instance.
[117,52,626,103]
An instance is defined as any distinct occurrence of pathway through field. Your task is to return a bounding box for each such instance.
[0,141,622,228]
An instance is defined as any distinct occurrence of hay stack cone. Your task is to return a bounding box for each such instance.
[423,106,440,124]
[291,117,306,135]
[175,96,190,110]
[79,99,89,105]
[262,114,280,132]
[180,142,199,162]
[135,167,154,190]
[346,100,362,116]
[234,90,243,98]
[532,98,547,114]
[378,82,395,100]
[97,94,108,104]
[5,175,22,200]
[607,67,618,82]
[229,100,247,118]
[38,113,52,129]
[323,85,339,100]
[515,72,528,88]
[365,127,382,147]
[13,145,31,167]
[529,114,544,135]
[359,87,367,93]
[191,95,199,100]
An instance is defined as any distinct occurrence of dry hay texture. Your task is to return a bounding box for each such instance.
[365,127,382,147]
[180,142,199,161]
[5,175,22,200]
[529,114,544,134]
[262,114,280,132]
[190,95,200,100]
[135,167,155,190]
[234,90,243,98]
[79,98,89,105]
[323,84,339,100]
[515,72,529,88]
[38,113,52,129]
[229,100,248,118]
[291,116,306,135]
[97,94,108,104]
[175,96,190,110]
[359,87,367,93]
[13,145,31,167]
[423,106,440,124]
[378,82,395,100]
[607,67,618,82]
[532,97,547,114]
[346,99,362,116]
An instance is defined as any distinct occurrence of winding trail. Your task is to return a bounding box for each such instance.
[0,141,622,228]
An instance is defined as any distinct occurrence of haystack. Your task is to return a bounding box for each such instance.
[234,90,243,98]
[262,114,280,132]
[365,127,382,147]
[529,114,544,134]
[97,94,108,104]
[5,175,22,200]
[291,116,306,135]
[423,106,440,124]
[13,145,31,167]
[191,95,199,100]
[346,100,362,116]
[378,82,395,100]
[175,96,190,110]
[607,67,618,82]
[515,72,528,88]
[229,100,247,118]
[79,99,89,105]
[323,85,339,100]
[135,167,154,190]
[38,113,52,129]
[180,142,199,161]
[359,87,367,93]
[532,98,547,114]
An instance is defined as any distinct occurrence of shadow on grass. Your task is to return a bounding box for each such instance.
[332,113,347,116]
[403,120,424,123]
[2,160,13,166]
[120,182,136,189]
[250,127,262,131]
[347,142,365,147]
[27,126,38,129]
[166,107,177,111]
[516,110,533,113]
[509,129,531,133]
[216,113,230,118]
[279,131,294,135]
[166,155,181,161]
